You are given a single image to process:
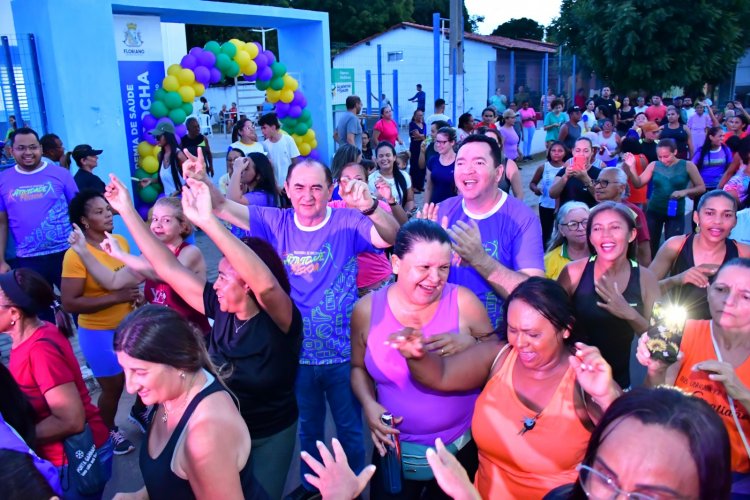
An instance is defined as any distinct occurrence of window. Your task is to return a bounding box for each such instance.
[387,51,403,62]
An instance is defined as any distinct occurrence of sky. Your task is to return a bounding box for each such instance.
[465,0,563,36]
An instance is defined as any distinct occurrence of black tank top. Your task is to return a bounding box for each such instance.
[563,122,582,151]
[572,257,643,388]
[659,124,690,158]
[140,377,268,499]
[670,233,739,320]
[498,158,511,193]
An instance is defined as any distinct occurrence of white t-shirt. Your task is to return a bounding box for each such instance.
[368,170,412,205]
[264,134,301,187]
[634,105,649,115]
[730,208,750,245]
[230,141,266,156]
[426,113,452,128]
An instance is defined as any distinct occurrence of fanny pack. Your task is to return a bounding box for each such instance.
[401,429,472,481]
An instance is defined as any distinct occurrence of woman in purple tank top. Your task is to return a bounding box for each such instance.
[351,219,493,498]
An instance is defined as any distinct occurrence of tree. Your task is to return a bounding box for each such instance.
[552,0,750,93]
[491,17,544,40]
[411,0,482,33]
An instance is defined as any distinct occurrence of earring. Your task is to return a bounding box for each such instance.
[180,371,186,379]
[10,320,15,326]
[83,223,90,229]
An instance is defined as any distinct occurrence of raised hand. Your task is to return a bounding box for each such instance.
[426,438,481,500]
[339,177,374,212]
[104,174,134,213]
[447,220,486,268]
[182,148,206,181]
[100,231,127,260]
[415,202,448,227]
[677,263,718,288]
[301,439,376,500]
[67,223,89,255]
[374,177,395,204]
[569,342,616,406]
[181,177,214,226]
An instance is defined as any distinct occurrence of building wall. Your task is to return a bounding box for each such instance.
[333,27,495,125]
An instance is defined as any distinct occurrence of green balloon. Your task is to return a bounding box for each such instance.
[182,103,194,116]
[164,91,182,110]
[271,62,286,78]
[154,88,167,102]
[281,117,296,127]
[299,109,312,122]
[139,184,159,203]
[150,100,168,118]
[215,53,231,72]
[204,40,221,55]
[270,77,284,91]
[225,61,240,78]
[220,42,237,58]
[294,122,309,136]
[133,168,151,180]
[255,79,270,91]
[169,108,187,124]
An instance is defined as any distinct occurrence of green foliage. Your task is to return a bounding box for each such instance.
[552,0,750,93]
[491,17,544,40]
[411,0,481,33]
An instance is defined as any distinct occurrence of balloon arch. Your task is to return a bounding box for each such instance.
[133,39,318,206]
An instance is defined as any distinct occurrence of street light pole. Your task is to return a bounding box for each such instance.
[250,28,276,50]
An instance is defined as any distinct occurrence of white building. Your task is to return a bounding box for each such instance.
[333,22,557,126]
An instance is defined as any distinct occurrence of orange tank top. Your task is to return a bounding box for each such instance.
[472,348,591,499]
[675,320,750,473]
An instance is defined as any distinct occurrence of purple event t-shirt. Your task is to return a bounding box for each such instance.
[248,205,374,364]
[438,191,544,327]
[0,162,78,257]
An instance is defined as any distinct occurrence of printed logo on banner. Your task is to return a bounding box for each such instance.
[123,23,144,49]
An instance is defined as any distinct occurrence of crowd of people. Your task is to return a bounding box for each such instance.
[1,82,750,500]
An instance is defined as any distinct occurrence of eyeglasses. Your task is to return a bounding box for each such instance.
[593,179,619,188]
[578,464,687,499]
[434,140,450,145]
[562,219,588,230]
[12,145,40,152]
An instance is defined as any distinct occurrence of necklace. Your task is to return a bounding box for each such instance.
[233,316,250,333]
[162,371,199,424]
[518,410,543,436]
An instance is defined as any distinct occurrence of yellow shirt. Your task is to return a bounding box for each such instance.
[544,244,572,280]
[62,234,133,330]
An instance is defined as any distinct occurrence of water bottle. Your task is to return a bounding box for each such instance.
[667,198,678,217]
[379,413,402,494]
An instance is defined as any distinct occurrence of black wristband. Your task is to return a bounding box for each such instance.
[361,198,379,216]
[388,200,398,206]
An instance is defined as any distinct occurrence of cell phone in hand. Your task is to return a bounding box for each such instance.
[572,155,587,171]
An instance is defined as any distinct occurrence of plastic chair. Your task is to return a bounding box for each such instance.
[198,114,212,136]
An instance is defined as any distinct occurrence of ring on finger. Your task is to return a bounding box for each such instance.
[440,348,445,355]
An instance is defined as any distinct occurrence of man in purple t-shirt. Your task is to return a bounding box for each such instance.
[435,135,545,327]
[0,128,78,289]
[209,158,398,496]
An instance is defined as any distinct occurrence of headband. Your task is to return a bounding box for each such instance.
[0,271,41,315]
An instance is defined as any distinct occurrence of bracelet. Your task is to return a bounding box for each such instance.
[388,200,398,207]
[361,198,379,216]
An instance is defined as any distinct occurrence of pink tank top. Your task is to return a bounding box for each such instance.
[144,242,210,333]
[364,283,479,445]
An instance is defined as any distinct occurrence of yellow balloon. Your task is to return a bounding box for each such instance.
[280,89,294,104]
[245,42,259,59]
[162,75,179,92]
[293,134,303,145]
[192,82,205,96]
[137,141,153,158]
[303,129,315,141]
[177,68,195,86]
[266,89,281,103]
[310,139,318,149]
[298,143,312,156]
[234,50,250,67]
[229,38,244,49]
[283,75,298,91]
[141,155,158,174]
[242,60,257,77]
[167,64,182,76]
[152,146,161,158]
[178,85,195,103]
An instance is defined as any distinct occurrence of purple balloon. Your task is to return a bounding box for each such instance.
[209,67,222,84]
[243,73,257,82]
[292,91,307,108]
[263,50,276,64]
[198,50,216,68]
[181,54,198,70]
[194,65,210,85]
[157,116,174,126]
[253,42,263,54]
[142,113,157,132]
[144,134,157,145]
[288,105,302,118]
[275,102,290,118]
[175,123,187,139]
[189,46,202,56]
[254,53,268,69]
[308,149,321,161]
[257,66,273,81]
[137,204,151,220]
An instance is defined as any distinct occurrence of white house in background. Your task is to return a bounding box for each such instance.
[332,22,557,127]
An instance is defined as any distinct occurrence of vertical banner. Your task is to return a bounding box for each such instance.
[113,15,164,176]
[332,68,355,111]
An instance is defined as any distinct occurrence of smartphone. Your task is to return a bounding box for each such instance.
[572,155,587,171]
